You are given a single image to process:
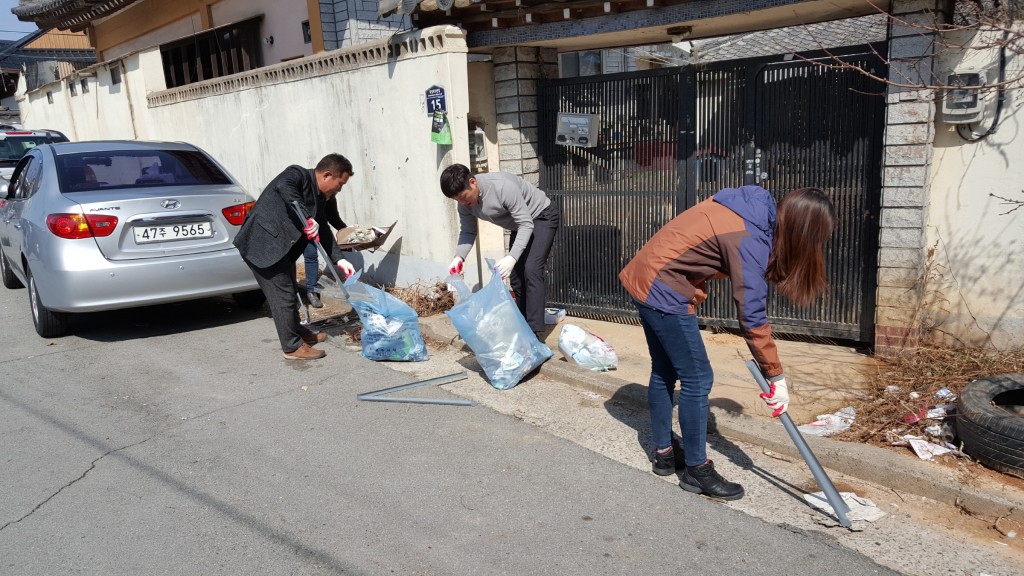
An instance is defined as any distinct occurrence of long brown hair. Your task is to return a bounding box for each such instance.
[765,187,835,307]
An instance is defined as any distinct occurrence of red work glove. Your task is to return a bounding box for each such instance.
[303,218,320,241]
[448,256,464,276]
[759,376,789,417]
[337,259,355,280]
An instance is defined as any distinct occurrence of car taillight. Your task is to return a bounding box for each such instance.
[222,202,254,226]
[46,214,118,239]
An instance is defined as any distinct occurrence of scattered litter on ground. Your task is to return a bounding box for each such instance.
[893,435,954,460]
[544,307,566,325]
[557,324,618,371]
[926,404,956,419]
[762,448,794,463]
[797,407,856,436]
[804,491,886,529]
[884,385,901,394]
[994,516,1021,539]
[935,387,956,400]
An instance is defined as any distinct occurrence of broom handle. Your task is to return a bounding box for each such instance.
[290,200,348,299]
[746,360,851,527]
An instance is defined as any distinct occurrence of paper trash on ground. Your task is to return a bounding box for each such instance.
[903,435,953,460]
[797,407,856,436]
[804,491,886,523]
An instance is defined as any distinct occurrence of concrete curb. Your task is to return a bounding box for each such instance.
[419,314,1024,523]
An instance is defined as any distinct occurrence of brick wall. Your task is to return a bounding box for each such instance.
[874,0,942,353]
[319,0,408,50]
[492,46,558,185]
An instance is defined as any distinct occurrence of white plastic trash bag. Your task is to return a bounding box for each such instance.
[446,270,552,390]
[558,324,618,371]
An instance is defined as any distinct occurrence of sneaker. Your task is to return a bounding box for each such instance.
[283,343,326,360]
[302,331,328,345]
[679,460,744,501]
[307,291,324,309]
[651,438,686,476]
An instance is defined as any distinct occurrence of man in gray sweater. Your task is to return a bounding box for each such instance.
[440,164,561,339]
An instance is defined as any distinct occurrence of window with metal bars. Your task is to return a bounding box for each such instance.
[159,16,264,89]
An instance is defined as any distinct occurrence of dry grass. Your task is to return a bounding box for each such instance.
[385,281,455,317]
[837,347,1024,443]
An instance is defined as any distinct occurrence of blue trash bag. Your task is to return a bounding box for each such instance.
[343,271,428,362]
[446,269,552,389]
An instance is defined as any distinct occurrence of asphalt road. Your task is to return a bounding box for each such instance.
[0,288,900,575]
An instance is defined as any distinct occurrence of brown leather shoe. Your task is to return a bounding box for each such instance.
[283,343,326,360]
[302,331,328,345]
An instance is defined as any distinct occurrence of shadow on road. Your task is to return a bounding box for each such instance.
[71,295,269,342]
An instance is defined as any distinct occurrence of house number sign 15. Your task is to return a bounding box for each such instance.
[426,85,447,116]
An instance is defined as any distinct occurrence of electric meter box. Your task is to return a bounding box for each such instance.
[941,69,985,124]
[555,113,600,148]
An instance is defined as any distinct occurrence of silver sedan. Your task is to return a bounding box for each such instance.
[0,140,263,337]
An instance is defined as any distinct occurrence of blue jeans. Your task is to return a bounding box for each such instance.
[303,242,319,294]
[635,301,714,467]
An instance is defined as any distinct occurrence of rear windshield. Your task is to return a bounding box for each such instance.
[56,150,232,192]
[0,135,67,165]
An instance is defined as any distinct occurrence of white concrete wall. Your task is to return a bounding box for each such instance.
[466,60,507,288]
[925,27,1024,348]
[20,26,473,287]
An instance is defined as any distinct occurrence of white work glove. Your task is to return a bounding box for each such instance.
[448,256,464,276]
[494,255,516,279]
[303,218,320,241]
[759,376,789,417]
[336,259,355,280]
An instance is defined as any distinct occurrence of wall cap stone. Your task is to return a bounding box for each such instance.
[148,26,466,108]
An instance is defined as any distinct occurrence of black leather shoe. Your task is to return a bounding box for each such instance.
[307,291,324,308]
[651,438,686,476]
[679,460,744,501]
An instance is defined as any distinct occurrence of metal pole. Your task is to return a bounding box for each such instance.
[289,200,349,300]
[746,360,852,528]
[358,396,475,407]
[357,371,474,407]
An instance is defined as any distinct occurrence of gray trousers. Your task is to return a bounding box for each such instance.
[246,246,307,353]
[508,201,561,333]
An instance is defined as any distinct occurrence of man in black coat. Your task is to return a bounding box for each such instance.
[234,154,355,360]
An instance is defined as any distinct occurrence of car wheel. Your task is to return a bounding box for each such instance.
[0,249,23,289]
[27,265,69,338]
[232,289,266,310]
[957,373,1024,479]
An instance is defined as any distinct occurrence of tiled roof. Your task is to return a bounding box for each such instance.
[650,13,888,65]
[13,0,144,31]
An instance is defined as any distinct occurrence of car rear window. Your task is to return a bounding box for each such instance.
[0,134,68,165]
[56,150,233,192]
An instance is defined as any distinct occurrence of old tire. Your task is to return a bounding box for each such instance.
[27,265,69,338]
[0,250,23,289]
[232,289,266,310]
[957,373,1024,479]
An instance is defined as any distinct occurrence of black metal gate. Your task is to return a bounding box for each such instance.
[538,46,885,342]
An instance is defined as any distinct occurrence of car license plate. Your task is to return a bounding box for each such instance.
[133,222,213,244]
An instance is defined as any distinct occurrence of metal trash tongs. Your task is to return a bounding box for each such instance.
[746,360,852,528]
[290,200,350,301]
